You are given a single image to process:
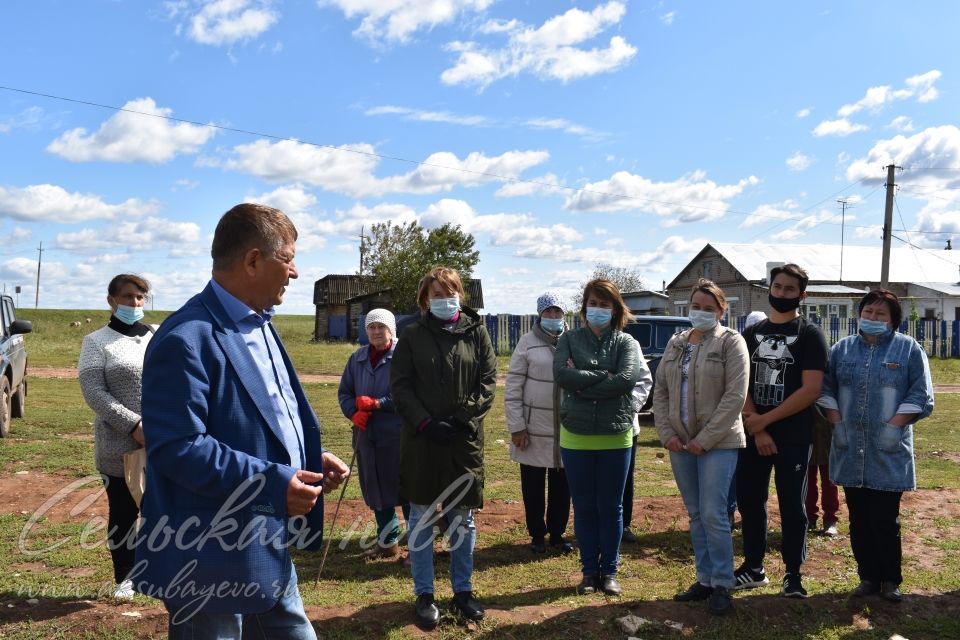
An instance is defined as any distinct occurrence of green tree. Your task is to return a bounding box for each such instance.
[366,221,480,313]
[572,263,648,308]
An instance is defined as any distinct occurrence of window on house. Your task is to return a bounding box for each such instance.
[702,261,713,279]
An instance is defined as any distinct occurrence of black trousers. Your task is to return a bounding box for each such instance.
[737,442,811,573]
[519,464,571,544]
[622,435,638,527]
[844,486,903,586]
[102,474,139,584]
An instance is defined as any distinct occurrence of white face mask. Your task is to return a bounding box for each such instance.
[688,309,718,331]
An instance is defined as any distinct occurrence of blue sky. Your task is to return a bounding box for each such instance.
[2,1,959,314]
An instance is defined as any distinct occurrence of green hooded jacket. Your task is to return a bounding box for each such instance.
[391,306,497,509]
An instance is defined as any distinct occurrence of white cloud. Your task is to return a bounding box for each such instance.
[223,139,549,198]
[660,11,676,25]
[47,98,216,163]
[365,105,493,126]
[740,200,801,229]
[594,227,608,236]
[846,126,960,189]
[786,152,812,171]
[182,0,279,46]
[769,209,842,242]
[796,108,811,118]
[0,184,159,222]
[887,116,915,132]
[441,2,636,89]
[420,198,582,247]
[0,226,31,245]
[812,117,869,137]
[0,106,46,134]
[321,0,492,45]
[564,170,759,225]
[513,234,705,270]
[55,217,202,253]
[814,70,941,137]
[494,173,565,198]
[524,117,603,140]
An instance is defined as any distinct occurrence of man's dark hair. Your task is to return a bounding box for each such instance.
[770,263,809,293]
[211,203,298,271]
[858,288,903,329]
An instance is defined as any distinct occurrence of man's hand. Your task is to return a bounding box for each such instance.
[286,469,324,516]
[824,408,842,424]
[321,451,350,493]
[131,422,145,446]
[665,435,685,452]
[686,440,705,455]
[511,430,530,450]
[754,431,778,456]
[743,411,771,436]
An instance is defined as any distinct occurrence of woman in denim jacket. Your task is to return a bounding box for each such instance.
[818,289,934,603]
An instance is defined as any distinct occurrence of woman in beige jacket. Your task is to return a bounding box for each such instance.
[653,279,748,616]
[504,292,573,554]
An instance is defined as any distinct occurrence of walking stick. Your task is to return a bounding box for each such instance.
[315,448,356,584]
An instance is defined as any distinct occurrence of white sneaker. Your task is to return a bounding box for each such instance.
[823,522,839,537]
[113,579,135,600]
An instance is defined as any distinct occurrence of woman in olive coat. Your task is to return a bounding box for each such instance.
[391,266,497,629]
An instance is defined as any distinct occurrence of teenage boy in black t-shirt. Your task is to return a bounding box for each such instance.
[733,264,828,599]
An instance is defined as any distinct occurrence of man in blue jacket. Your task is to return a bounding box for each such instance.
[135,203,349,638]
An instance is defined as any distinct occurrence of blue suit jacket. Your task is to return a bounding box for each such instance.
[134,282,324,614]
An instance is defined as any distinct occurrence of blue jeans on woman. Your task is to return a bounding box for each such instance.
[670,447,739,588]
[407,502,476,596]
[560,447,632,576]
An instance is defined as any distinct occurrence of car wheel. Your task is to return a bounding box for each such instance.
[0,377,11,438]
[11,379,25,419]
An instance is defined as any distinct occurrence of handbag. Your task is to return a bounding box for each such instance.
[123,447,147,507]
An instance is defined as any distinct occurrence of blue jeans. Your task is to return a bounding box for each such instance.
[560,447,631,576]
[166,561,316,640]
[407,502,476,596]
[670,448,739,588]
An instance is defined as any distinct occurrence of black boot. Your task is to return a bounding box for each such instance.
[415,593,440,629]
[576,573,599,595]
[599,574,622,596]
[452,591,484,621]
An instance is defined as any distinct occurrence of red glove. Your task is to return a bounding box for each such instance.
[355,396,379,411]
[351,411,371,430]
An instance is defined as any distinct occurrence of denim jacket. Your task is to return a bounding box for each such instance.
[818,331,934,491]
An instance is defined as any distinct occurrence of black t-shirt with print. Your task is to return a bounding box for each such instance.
[741,316,828,446]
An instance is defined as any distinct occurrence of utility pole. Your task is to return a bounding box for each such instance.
[837,198,853,284]
[880,164,900,288]
[358,226,369,275]
[34,241,43,309]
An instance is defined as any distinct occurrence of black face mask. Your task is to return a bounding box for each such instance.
[768,292,801,313]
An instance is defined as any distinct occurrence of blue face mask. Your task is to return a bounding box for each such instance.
[688,309,718,332]
[859,318,891,336]
[115,304,144,325]
[585,306,612,328]
[540,317,564,334]
[429,296,460,321]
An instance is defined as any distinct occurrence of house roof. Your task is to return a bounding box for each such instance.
[691,242,960,284]
[911,282,960,296]
[804,284,870,295]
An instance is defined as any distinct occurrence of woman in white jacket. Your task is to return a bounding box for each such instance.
[504,292,574,554]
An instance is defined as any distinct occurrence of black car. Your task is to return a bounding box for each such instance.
[0,294,31,437]
[623,315,692,411]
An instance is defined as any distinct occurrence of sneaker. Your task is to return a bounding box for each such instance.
[732,564,769,590]
[112,579,135,601]
[674,581,713,602]
[708,586,733,615]
[782,573,808,599]
[823,521,839,537]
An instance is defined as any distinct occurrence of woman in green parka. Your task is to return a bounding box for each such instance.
[391,266,497,630]
[554,278,641,597]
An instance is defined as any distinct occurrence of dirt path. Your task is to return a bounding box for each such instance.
[27,367,960,391]
[2,470,959,637]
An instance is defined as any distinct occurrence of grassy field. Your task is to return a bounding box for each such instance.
[2,309,959,638]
